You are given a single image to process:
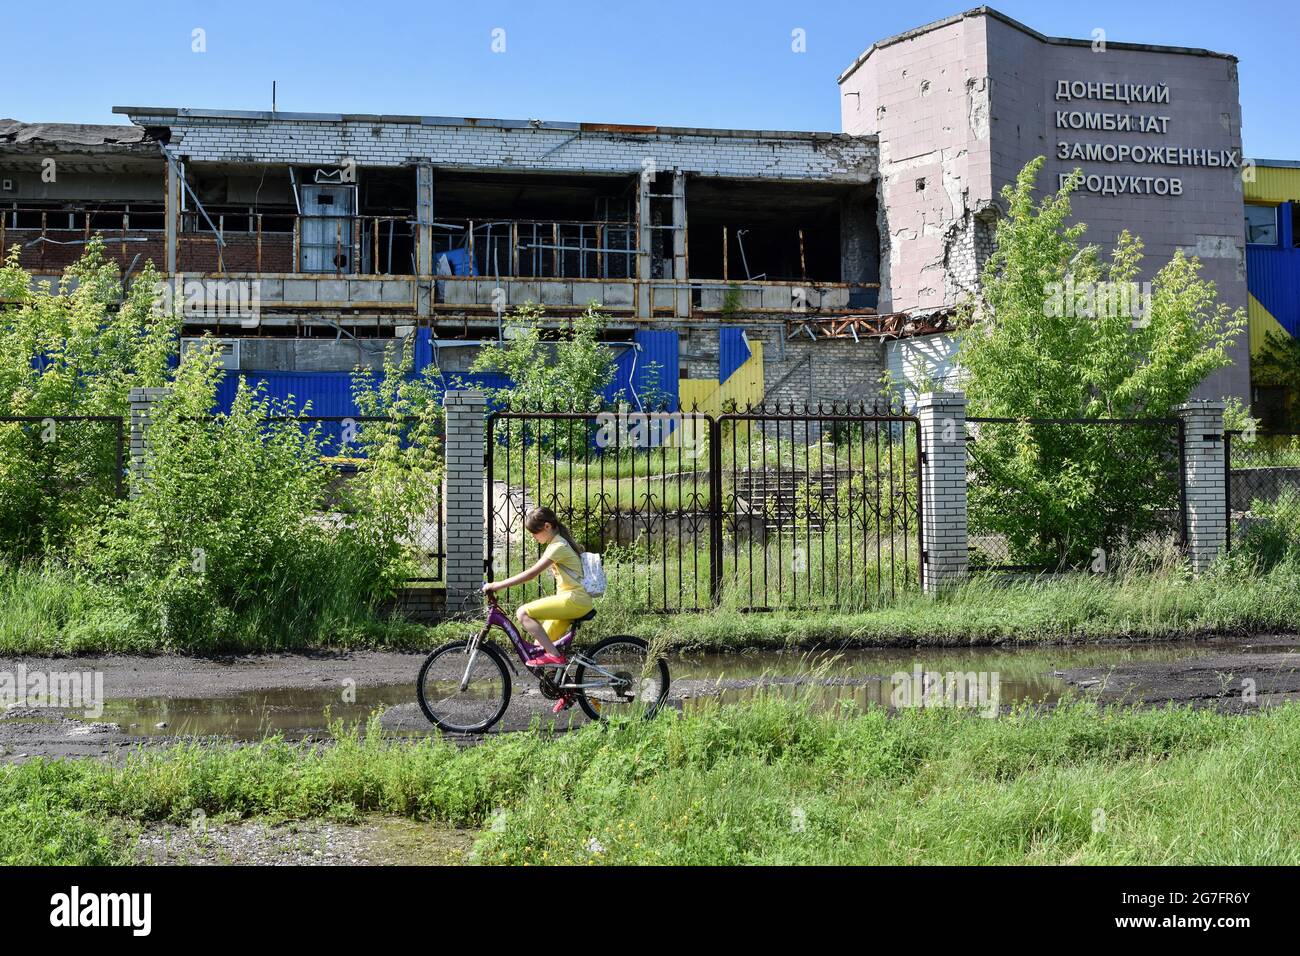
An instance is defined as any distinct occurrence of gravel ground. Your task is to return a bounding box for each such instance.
[133,817,475,866]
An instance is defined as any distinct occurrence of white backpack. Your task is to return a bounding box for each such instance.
[580,551,607,596]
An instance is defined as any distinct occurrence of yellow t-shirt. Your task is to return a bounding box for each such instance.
[542,538,586,594]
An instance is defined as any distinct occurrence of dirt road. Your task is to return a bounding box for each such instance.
[4,636,1299,765]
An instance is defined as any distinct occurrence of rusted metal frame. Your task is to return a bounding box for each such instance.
[352,212,362,277]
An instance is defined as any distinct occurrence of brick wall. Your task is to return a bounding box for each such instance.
[754,328,887,409]
[3,229,166,273]
[126,113,878,184]
[1176,401,1228,572]
[178,233,294,273]
[443,390,487,612]
[917,390,969,591]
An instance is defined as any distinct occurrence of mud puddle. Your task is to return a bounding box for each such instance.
[84,637,1300,737]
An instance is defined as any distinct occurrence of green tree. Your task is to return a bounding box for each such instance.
[958,156,1245,567]
[465,302,619,410]
[73,329,444,648]
[464,302,622,459]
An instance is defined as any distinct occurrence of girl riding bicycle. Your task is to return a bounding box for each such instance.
[481,506,593,671]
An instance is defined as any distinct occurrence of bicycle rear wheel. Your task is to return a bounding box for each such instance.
[417,639,512,733]
[573,636,670,722]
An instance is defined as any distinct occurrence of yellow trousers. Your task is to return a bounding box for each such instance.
[518,589,594,640]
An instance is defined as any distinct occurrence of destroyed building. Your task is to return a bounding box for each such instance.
[0,7,1255,414]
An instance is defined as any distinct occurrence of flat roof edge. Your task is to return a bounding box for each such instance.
[112,106,878,144]
[837,6,1237,85]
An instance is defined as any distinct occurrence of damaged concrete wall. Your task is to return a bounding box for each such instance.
[216,336,392,372]
[840,8,1250,402]
[980,14,1248,402]
[839,14,995,314]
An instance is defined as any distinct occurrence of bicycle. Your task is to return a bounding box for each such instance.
[416,590,671,734]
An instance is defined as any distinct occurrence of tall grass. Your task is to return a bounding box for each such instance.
[0,563,142,654]
[5,698,1300,865]
[0,560,424,655]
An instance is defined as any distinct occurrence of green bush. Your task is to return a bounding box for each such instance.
[72,335,443,650]
[0,239,176,559]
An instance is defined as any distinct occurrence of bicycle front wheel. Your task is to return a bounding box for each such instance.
[573,636,670,722]
[417,639,512,734]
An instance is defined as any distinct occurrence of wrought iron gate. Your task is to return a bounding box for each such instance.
[486,402,922,612]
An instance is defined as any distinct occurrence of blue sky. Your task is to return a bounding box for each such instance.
[7,0,1298,158]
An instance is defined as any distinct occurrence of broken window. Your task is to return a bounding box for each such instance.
[686,179,874,284]
[1245,204,1278,246]
[428,170,637,279]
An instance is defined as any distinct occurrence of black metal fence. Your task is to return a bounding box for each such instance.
[716,405,921,610]
[486,402,921,612]
[0,415,125,561]
[966,416,1186,572]
[1226,430,1300,554]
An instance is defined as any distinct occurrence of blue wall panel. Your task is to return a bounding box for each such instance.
[215,370,359,416]
[719,328,751,384]
[1246,203,1300,339]
[632,329,680,410]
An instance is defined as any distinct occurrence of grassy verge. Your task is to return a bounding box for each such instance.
[4,698,1299,865]
[0,562,429,655]
[615,559,1300,650]
[5,555,1300,656]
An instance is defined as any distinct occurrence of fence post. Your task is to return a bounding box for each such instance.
[127,387,172,497]
[444,389,488,614]
[1175,400,1227,573]
[917,391,968,593]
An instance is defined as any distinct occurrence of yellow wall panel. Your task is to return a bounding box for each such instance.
[1249,292,1290,358]
[1245,165,1300,205]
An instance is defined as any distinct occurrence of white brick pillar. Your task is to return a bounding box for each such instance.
[444,389,487,613]
[917,391,968,593]
[1175,401,1227,573]
[128,386,172,497]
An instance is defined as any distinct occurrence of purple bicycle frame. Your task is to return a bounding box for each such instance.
[483,596,576,662]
